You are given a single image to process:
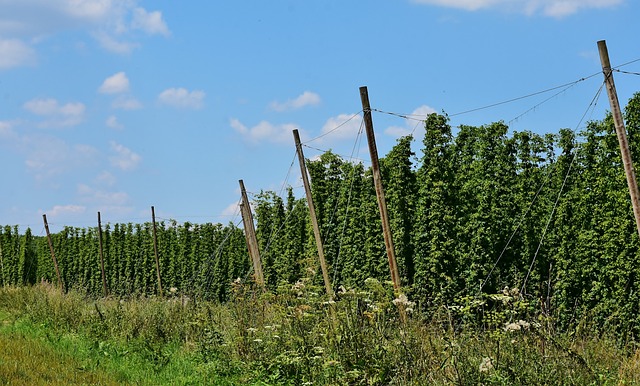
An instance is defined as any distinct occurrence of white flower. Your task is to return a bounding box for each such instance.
[392,294,416,308]
[505,320,530,332]
[505,322,521,332]
[479,357,494,373]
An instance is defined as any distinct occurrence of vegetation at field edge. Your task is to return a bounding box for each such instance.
[1,283,640,385]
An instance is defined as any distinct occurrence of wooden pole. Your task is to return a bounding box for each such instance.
[598,40,640,238]
[293,129,334,298]
[42,214,63,291]
[360,86,403,295]
[97,212,108,297]
[151,206,163,296]
[0,233,6,286]
[239,180,265,286]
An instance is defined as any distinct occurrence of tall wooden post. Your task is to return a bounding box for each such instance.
[97,212,108,297]
[293,129,334,298]
[239,180,265,286]
[0,234,6,286]
[151,206,163,296]
[360,86,403,295]
[598,40,640,238]
[42,214,63,291]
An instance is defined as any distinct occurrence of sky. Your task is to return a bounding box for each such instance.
[1,0,639,233]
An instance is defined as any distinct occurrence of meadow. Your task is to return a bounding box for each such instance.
[1,282,639,385]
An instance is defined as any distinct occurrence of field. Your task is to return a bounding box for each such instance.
[1,283,640,385]
[3,95,640,384]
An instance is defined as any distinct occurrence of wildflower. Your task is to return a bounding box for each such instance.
[247,327,258,333]
[253,338,263,343]
[505,322,521,332]
[292,280,305,291]
[505,320,530,332]
[392,294,416,308]
[479,357,494,373]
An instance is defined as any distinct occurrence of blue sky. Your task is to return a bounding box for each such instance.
[1,0,639,232]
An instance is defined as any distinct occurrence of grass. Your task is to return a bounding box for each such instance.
[0,309,244,385]
[0,282,639,385]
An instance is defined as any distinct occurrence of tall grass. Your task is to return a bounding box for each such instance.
[0,282,639,385]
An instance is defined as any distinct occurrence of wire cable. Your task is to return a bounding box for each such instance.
[303,111,363,144]
[479,81,606,294]
[520,81,605,295]
[450,73,601,117]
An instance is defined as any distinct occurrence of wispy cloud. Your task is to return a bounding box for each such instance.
[44,204,86,217]
[0,120,17,139]
[78,183,130,206]
[93,32,139,54]
[231,118,300,145]
[132,7,170,36]
[105,115,124,130]
[0,1,170,59]
[0,38,36,69]
[109,141,141,171]
[158,88,205,109]
[23,98,85,128]
[270,91,321,112]
[77,182,133,215]
[99,72,130,94]
[410,0,624,17]
[22,136,99,182]
[112,96,143,110]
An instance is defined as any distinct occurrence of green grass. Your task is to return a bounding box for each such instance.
[0,309,247,385]
[1,283,640,385]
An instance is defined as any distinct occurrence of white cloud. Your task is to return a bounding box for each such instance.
[132,7,170,36]
[0,38,36,69]
[23,98,86,127]
[94,31,139,54]
[384,105,437,138]
[94,170,117,186]
[22,136,99,181]
[319,113,364,142]
[109,141,141,171]
[270,91,321,112]
[99,71,129,94]
[46,204,86,217]
[231,118,299,145]
[0,121,17,139]
[411,0,624,17]
[0,1,170,59]
[112,95,142,110]
[78,183,129,206]
[105,115,124,129]
[221,201,241,217]
[158,88,205,109]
